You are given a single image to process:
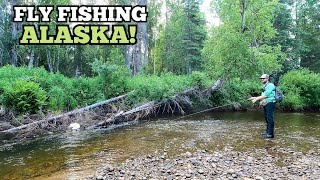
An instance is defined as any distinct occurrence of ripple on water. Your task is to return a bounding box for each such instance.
[0,112,320,180]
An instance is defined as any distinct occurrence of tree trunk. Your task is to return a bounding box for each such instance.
[139,0,148,66]
[28,47,34,69]
[56,46,60,72]
[132,36,141,75]
[154,32,156,74]
[124,46,132,73]
[240,0,246,33]
[125,0,149,76]
[74,45,83,76]
[11,0,20,66]
[0,0,7,65]
[1,94,128,134]
[46,49,53,73]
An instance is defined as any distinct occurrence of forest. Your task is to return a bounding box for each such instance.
[0,0,319,118]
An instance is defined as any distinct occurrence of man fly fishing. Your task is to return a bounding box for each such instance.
[248,74,276,139]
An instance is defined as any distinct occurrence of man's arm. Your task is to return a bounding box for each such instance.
[248,83,274,104]
[248,96,267,103]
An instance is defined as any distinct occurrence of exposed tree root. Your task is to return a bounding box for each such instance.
[0,79,225,139]
[1,94,127,135]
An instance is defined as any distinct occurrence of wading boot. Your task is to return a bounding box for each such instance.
[262,134,274,139]
[261,131,267,136]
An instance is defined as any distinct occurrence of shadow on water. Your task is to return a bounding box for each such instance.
[0,111,319,179]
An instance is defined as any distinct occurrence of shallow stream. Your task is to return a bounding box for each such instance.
[0,111,319,179]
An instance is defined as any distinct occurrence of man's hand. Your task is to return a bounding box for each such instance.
[251,98,258,104]
[248,97,257,104]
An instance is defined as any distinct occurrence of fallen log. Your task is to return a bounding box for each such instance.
[172,78,224,108]
[1,94,127,134]
[1,78,224,135]
[203,78,224,96]
[87,101,160,129]
[87,79,224,130]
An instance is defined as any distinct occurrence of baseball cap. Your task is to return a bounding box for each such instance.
[259,74,269,79]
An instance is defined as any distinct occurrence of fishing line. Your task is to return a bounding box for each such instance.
[172,98,248,121]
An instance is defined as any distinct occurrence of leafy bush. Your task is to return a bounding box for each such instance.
[91,59,130,98]
[222,78,261,104]
[71,77,104,106]
[126,73,191,105]
[2,80,47,114]
[280,69,320,110]
[48,86,67,111]
[190,71,212,89]
[279,88,305,110]
[0,66,105,113]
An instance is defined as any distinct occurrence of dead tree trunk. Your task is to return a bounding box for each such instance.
[1,94,127,134]
[1,78,224,136]
[87,101,158,129]
[88,79,224,130]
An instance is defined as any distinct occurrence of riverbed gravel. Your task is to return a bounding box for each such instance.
[88,146,320,180]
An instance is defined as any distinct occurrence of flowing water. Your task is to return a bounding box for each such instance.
[0,111,319,180]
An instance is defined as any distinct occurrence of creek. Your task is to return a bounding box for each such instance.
[0,111,319,180]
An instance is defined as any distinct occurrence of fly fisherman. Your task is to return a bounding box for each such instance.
[248,74,276,139]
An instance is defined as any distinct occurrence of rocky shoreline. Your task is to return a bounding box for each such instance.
[88,146,320,180]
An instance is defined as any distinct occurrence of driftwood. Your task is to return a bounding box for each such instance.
[203,78,224,96]
[1,94,127,134]
[89,79,224,129]
[173,78,224,108]
[87,101,160,129]
[1,79,224,136]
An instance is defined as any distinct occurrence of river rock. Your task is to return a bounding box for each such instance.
[255,176,264,180]
[88,148,320,180]
[243,178,254,180]
[211,163,217,168]
[190,159,198,165]
[198,169,204,174]
[227,169,235,174]
[96,175,104,180]
[185,152,192,157]
[247,156,254,162]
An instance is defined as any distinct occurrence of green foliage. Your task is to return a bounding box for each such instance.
[182,0,207,73]
[190,71,211,89]
[204,0,285,79]
[2,80,47,114]
[280,88,305,110]
[271,1,297,71]
[222,78,261,106]
[162,7,186,74]
[126,73,192,105]
[298,0,320,73]
[0,66,105,113]
[158,0,207,74]
[107,46,125,65]
[90,59,130,98]
[71,77,104,106]
[281,69,320,110]
[48,86,68,111]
